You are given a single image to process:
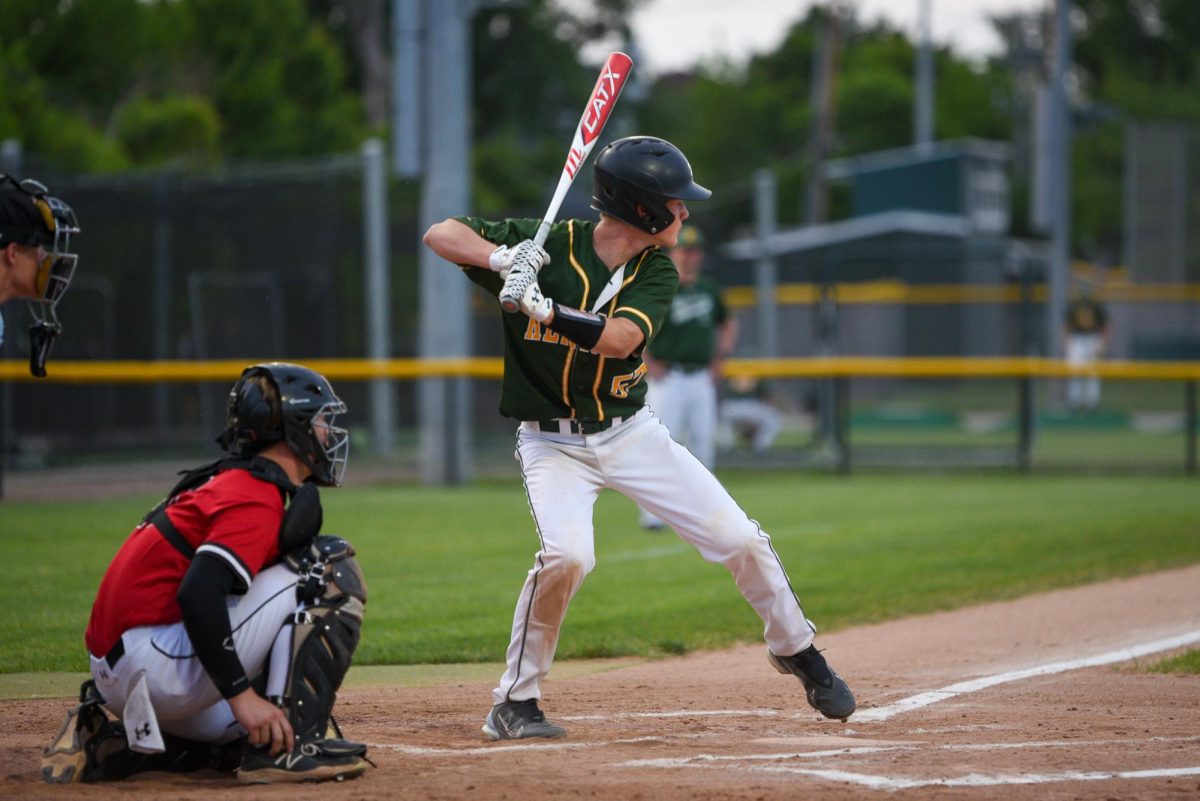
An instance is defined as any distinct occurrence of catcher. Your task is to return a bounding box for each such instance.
[41,363,370,784]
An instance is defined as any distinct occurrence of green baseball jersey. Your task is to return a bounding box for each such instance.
[647,277,728,366]
[455,216,679,422]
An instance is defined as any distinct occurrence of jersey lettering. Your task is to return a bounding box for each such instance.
[523,318,570,348]
[668,293,716,325]
[609,364,647,399]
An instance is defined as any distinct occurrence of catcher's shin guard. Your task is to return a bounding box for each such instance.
[241,536,369,783]
[281,535,366,743]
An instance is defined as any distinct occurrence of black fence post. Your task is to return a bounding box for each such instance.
[835,377,851,474]
[1186,380,1197,475]
[1017,375,1034,472]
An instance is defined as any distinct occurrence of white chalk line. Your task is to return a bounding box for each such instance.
[740,765,1200,790]
[363,628,1200,788]
[371,732,1200,762]
[366,734,669,757]
[400,630,1200,734]
[853,628,1200,722]
[560,708,782,721]
[620,737,1200,790]
[617,734,1200,768]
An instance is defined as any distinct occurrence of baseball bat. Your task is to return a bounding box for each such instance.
[499,51,634,312]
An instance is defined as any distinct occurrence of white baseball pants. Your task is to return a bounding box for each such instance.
[1066,333,1103,410]
[646,367,718,469]
[495,406,816,705]
[90,563,300,744]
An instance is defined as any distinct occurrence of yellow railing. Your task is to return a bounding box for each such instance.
[3,357,1197,383]
[723,281,1200,308]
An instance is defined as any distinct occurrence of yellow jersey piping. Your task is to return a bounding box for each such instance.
[566,220,590,308]
[591,295,622,420]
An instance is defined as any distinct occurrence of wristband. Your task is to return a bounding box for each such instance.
[546,301,606,350]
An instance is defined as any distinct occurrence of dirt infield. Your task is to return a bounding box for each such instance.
[3,563,1199,800]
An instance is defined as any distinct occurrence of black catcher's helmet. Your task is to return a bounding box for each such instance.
[591,136,710,234]
[219,362,350,487]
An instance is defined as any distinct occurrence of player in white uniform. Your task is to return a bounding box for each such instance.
[423,136,856,740]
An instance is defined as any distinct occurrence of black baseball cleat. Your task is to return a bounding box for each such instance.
[40,680,113,783]
[482,699,567,740]
[769,645,857,722]
[237,741,369,784]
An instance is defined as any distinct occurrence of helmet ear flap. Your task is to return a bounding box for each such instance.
[218,371,280,452]
[236,378,275,434]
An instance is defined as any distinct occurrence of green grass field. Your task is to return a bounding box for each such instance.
[2,472,1197,674]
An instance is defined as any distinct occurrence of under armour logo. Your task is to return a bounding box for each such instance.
[134,723,152,739]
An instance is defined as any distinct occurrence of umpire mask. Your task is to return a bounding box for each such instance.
[0,176,81,377]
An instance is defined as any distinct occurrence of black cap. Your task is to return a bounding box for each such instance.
[0,177,54,248]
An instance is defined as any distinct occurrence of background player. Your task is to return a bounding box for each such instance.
[0,174,79,376]
[1063,280,1110,414]
[423,135,855,741]
[640,223,736,529]
[42,363,369,784]
[719,375,784,455]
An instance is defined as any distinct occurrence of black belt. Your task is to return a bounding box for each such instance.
[533,416,624,435]
[104,638,125,669]
[666,362,709,374]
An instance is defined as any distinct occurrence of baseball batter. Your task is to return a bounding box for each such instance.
[41,363,369,784]
[423,135,855,740]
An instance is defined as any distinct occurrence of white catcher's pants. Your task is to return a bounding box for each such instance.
[495,406,816,705]
[90,563,300,744]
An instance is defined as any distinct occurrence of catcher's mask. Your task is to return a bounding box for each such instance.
[0,175,80,377]
[218,363,350,487]
[591,136,710,234]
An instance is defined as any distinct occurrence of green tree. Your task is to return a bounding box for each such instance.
[640,5,1011,228]
[185,0,362,158]
[1016,1,1200,255]
[0,0,365,171]
[468,0,639,214]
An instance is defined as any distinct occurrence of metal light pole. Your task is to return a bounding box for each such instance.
[914,0,935,152]
[1045,0,1073,360]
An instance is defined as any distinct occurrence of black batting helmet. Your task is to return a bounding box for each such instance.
[591,136,710,234]
[219,362,350,487]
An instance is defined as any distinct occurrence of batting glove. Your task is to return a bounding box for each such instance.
[488,245,515,278]
[520,278,554,323]
[489,239,549,279]
[511,239,550,273]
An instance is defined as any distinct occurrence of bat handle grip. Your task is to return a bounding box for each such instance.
[499,287,522,313]
[499,220,553,312]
